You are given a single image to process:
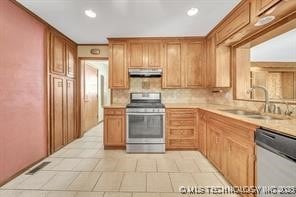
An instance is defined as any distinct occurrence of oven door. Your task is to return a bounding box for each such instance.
[126,112,165,144]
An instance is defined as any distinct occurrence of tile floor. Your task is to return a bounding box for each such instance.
[0,124,239,197]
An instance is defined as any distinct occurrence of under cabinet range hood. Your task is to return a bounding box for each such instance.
[129,68,162,77]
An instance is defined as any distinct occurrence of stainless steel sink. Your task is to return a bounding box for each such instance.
[219,109,260,116]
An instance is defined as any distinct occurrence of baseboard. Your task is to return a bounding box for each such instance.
[0,156,47,187]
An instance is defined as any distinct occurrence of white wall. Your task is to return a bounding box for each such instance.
[250,28,296,62]
[86,60,110,122]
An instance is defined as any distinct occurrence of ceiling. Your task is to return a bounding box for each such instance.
[17,0,241,44]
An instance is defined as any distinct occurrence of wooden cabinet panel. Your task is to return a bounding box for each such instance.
[104,108,125,147]
[256,0,281,16]
[206,34,230,88]
[66,44,76,78]
[109,42,128,89]
[166,108,198,149]
[51,76,65,152]
[223,137,253,191]
[147,41,162,68]
[183,40,204,88]
[216,1,250,44]
[51,34,65,75]
[129,42,145,68]
[198,110,207,156]
[163,41,182,88]
[66,79,76,143]
[206,123,223,170]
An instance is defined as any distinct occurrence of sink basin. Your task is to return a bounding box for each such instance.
[246,115,284,120]
[220,109,260,116]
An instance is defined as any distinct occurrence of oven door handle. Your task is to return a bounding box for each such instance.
[126,113,165,116]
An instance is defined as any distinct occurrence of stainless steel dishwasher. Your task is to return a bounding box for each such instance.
[255,128,296,197]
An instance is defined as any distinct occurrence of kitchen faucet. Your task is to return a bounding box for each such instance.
[247,85,271,113]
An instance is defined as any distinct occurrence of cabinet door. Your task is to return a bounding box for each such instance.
[66,44,76,78]
[51,34,65,75]
[147,41,162,68]
[206,123,223,170]
[51,76,65,152]
[184,40,204,88]
[224,137,254,191]
[256,0,281,16]
[206,35,216,87]
[109,42,128,89]
[66,79,76,143]
[104,115,125,146]
[163,41,182,88]
[128,42,145,68]
[198,111,207,156]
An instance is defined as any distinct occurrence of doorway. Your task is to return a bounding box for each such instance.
[80,59,110,136]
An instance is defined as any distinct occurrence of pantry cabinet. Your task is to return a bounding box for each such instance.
[104,108,126,147]
[109,40,128,89]
[48,29,77,153]
[128,40,162,68]
[166,108,198,149]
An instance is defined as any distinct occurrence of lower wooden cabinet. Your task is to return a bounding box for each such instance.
[198,110,207,156]
[104,108,126,147]
[50,75,76,153]
[205,112,257,197]
[166,108,198,149]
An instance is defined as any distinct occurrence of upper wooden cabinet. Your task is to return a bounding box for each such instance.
[128,40,162,68]
[109,41,128,89]
[50,31,77,78]
[215,1,251,45]
[163,40,183,88]
[66,44,76,78]
[163,39,205,88]
[51,33,65,75]
[255,0,281,16]
[206,34,230,88]
[183,40,204,88]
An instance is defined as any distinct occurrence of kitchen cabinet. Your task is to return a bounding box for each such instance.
[183,40,204,88]
[128,40,162,68]
[48,29,77,153]
[163,39,205,88]
[198,110,207,156]
[255,0,281,16]
[51,33,65,75]
[166,108,198,149]
[66,79,76,143]
[50,76,77,152]
[66,44,76,78]
[109,40,128,89]
[206,34,230,87]
[104,108,126,147]
[163,40,183,88]
[215,1,251,45]
[205,112,257,197]
[206,120,223,171]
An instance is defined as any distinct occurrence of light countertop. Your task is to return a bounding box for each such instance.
[104,103,296,137]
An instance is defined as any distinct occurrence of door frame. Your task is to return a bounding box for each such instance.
[78,57,108,137]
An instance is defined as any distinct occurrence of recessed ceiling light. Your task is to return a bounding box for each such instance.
[85,9,96,18]
[187,8,199,16]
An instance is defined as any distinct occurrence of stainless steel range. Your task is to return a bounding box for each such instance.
[126,92,165,153]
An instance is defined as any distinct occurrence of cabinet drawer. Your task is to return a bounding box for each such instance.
[216,2,250,44]
[167,109,195,119]
[104,108,125,115]
[169,119,194,127]
[168,128,195,138]
[167,139,196,148]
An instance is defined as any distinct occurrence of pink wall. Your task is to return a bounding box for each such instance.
[0,0,47,184]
